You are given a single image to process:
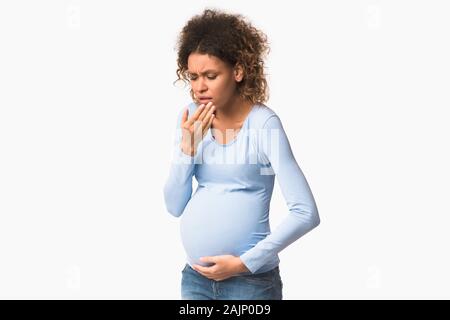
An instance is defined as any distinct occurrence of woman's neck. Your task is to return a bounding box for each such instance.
[215,95,253,124]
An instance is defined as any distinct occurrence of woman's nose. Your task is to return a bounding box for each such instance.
[194,78,208,92]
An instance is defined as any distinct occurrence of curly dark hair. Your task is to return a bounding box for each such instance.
[173,8,270,104]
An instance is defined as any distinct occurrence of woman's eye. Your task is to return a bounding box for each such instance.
[188,75,216,80]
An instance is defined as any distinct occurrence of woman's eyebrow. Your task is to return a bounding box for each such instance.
[187,69,218,75]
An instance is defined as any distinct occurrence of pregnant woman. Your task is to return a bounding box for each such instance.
[163,8,320,300]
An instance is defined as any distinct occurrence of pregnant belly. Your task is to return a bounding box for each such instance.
[180,188,268,266]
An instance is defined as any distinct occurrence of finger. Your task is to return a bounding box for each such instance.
[181,108,188,126]
[185,104,206,126]
[208,113,215,127]
[198,102,213,121]
[193,105,211,132]
[201,103,215,123]
[193,264,212,274]
[199,104,215,136]
[202,114,214,137]
[200,256,217,264]
[193,264,215,275]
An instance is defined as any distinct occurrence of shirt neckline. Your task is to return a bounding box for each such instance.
[208,104,257,147]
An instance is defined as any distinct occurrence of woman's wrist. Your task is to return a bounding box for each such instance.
[236,257,250,273]
[180,144,196,156]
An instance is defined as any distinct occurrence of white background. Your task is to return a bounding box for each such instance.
[0,0,449,299]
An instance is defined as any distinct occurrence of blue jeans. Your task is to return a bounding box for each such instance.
[181,263,283,300]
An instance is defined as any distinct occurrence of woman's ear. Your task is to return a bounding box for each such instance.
[234,63,244,82]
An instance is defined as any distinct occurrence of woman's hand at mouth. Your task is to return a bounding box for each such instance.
[180,101,215,156]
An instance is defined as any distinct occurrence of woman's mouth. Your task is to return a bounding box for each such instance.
[199,98,213,104]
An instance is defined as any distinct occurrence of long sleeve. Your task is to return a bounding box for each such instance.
[239,114,320,273]
[163,107,196,218]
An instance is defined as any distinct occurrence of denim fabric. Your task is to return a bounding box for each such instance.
[181,263,283,300]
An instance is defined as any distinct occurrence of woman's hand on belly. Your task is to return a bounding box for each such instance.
[192,255,250,281]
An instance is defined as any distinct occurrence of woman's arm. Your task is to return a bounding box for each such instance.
[240,114,321,273]
[163,103,215,217]
[163,107,196,218]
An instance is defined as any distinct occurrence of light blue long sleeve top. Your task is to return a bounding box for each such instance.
[163,102,320,274]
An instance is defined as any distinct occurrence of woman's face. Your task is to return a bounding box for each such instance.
[187,52,243,110]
